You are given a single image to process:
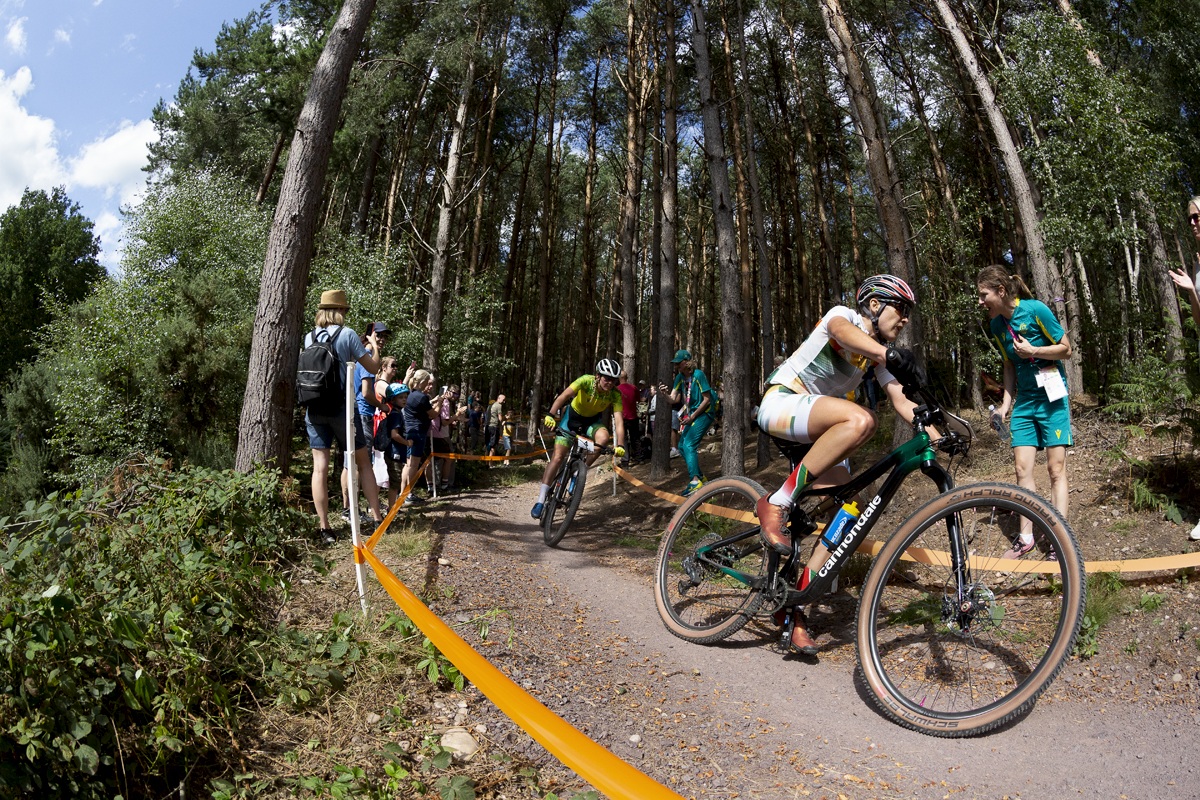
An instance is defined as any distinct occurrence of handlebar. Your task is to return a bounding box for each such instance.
[898,383,975,456]
[551,425,617,456]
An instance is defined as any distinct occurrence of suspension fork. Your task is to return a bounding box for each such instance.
[921,460,970,603]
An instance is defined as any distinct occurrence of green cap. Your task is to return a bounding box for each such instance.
[671,349,692,363]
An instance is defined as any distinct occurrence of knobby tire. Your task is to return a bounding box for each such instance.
[544,459,587,547]
[856,482,1085,737]
[654,477,772,644]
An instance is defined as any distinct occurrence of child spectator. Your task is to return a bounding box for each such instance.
[383,383,411,507]
[502,411,517,466]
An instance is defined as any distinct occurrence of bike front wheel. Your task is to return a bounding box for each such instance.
[857,482,1086,737]
[654,477,772,644]
[543,459,587,547]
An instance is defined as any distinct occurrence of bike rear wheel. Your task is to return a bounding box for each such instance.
[857,482,1085,737]
[543,459,587,547]
[654,477,772,644]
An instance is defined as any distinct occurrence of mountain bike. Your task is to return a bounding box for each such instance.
[542,426,612,547]
[652,384,1086,737]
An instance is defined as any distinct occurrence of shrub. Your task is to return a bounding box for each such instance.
[0,460,357,798]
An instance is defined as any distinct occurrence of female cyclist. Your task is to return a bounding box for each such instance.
[531,359,628,519]
[755,275,926,655]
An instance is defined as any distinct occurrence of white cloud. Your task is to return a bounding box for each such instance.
[5,16,27,55]
[0,67,158,271]
[53,28,69,45]
[119,32,134,52]
[68,118,158,206]
[0,67,67,209]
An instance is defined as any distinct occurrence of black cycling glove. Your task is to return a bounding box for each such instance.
[884,346,925,391]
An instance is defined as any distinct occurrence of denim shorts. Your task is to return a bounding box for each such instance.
[407,429,428,459]
[307,410,368,451]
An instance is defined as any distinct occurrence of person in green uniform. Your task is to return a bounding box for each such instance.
[978,265,1073,560]
[659,349,714,496]
[531,359,628,519]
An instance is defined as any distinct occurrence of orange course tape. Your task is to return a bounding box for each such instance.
[358,546,685,800]
[613,466,1200,575]
[440,448,548,462]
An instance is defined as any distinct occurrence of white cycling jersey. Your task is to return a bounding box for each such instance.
[768,306,895,397]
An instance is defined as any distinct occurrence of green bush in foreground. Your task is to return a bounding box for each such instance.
[0,460,355,798]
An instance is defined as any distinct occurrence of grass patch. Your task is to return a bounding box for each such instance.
[484,463,545,488]
[615,533,659,550]
[1075,571,1126,658]
[1110,519,1136,533]
[384,516,437,559]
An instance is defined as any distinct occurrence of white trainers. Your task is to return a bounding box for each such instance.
[669,447,680,459]
[1189,520,1200,541]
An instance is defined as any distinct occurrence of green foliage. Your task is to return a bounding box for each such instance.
[1137,591,1166,612]
[0,187,104,386]
[1102,341,1197,524]
[1000,11,1177,257]
[0,460,369,798]
[148,7,320,198]
[1074,572,1126,658]
[0,170,269,500]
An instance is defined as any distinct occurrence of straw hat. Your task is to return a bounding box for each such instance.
[318,289,349,309]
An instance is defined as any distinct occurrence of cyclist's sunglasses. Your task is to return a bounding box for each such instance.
[881,299,913,318]
[1190,213,1200,225]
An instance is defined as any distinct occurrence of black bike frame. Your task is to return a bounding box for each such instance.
[549,427,601,503]
[693,426,959,611]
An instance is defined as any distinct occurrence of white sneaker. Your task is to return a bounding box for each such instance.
[1189,520,1200,541]
[670,447,680,459]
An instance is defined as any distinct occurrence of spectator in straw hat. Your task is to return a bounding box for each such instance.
[303,290,384,545]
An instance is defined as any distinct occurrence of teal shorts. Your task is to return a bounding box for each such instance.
[1009,395,1072,450]
[556,407,607,447]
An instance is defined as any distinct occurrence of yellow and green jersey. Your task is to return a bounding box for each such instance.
[568,374,623,417]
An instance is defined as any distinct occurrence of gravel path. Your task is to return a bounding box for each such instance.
[397,473,1195,800]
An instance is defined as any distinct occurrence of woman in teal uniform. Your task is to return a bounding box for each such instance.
[977,265,1073,560]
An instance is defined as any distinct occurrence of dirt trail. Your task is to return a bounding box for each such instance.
[398,467,1196,800]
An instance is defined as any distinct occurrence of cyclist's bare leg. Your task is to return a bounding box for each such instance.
[539,442,571,491]
[787,463,859,653]
[584,427,610,467]
[764,397,875,514]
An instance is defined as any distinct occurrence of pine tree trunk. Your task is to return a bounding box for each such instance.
[652,0,679,480]
[577,57,601,375]
[235,0,377,474]
[530,24,563,442]
[352,131,383,238]
[619,1,647,382]
[690,0,744,478]
[255,129,287,205]
[932,0,1053,301]
[468,24,510,278]
[422,26,478,373]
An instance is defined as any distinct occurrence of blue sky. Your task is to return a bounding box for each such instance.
[0,0,260,269]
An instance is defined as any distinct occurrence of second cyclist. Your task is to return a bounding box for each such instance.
[531,359,628,519]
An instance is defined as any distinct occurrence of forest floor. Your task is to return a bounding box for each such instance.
[260,402,1200,799]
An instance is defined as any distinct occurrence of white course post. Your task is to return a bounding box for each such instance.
[347,364,370,616]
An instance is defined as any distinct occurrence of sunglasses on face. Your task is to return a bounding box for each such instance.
[881,300,912,318]
[1190,213,1200,225]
